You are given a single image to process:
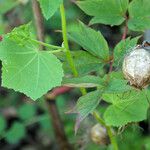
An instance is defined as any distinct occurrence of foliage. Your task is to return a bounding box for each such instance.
[0,0,150,149]
[38,0,63,20]
[77,0,129,26]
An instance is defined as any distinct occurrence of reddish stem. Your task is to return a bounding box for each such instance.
[107,16,128,81]
[32,0,45,49]
[0,36,3,41]
[108,59,114,74]
[47,86,72,99]
[122,16,128,40]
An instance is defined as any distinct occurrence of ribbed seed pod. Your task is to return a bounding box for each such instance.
[90,124,109,145]
[122,46,150,89]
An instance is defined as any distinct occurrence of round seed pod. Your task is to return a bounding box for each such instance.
[122,46,150,89]
[90,124,109,145]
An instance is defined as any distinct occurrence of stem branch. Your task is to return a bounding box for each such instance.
[60,4,86,95]
[60,4,78,77]
[31,39,64,50]
[93,111,118,150]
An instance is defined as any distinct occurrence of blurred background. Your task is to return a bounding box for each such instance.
[0,0,150,150]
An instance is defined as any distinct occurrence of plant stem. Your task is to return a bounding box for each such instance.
[93,111,119,150]
[122,16,128,40]
[31,39,64,50]
[47,49,65,53]
[60,4,78,77]
[60,4,86,95]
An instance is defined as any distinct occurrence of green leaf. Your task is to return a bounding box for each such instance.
[105,79,132,93]
[77,0,129,26]
[109,71,124,79]
[38,0,62,20]
[102,90,149,126]
[0,116,6,133]
[0,0,19,14]
[18,104,36,120]
[75,90,102,132]
[68,21,109,61]
[103,72,132,93]
[60,51,103,75]
[62,75,104,88]
[128,0,150,31]
[0,37,64,100]
[113,37,139,67]
[6,122,26,143]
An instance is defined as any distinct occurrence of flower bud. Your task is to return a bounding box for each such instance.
[90,124,109,145]
[122,47,150,88]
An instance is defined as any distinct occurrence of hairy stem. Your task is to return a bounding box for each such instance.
[60,4,78,77]
[60,4,86,95]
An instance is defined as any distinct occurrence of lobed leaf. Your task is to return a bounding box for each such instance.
[0,30,64,100]
[77,0,129,26]
[102,90,149,126]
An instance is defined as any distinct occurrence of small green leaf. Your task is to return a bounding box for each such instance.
[128,0,150,31]
[38,0,63,20]
[6,122,26,143]
[102,90,149,126]
[113,37,140,67]
[75,90,102,132]
[18,104,36,120]
[0,116,6,133]
[0,37,64,100]
[62,75,104,88]
[68,21,109,61]
[77,0,129,26]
